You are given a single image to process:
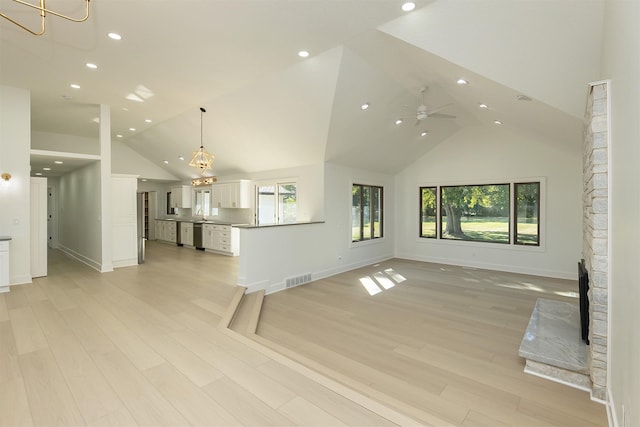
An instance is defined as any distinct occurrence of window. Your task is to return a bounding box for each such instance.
[441,184,510,243]
[256,182,297,225]
[419,181,541,246]
[515,182,540,245]
[193,188,211,217]
[352,184,383,242]
[420,187,437,238]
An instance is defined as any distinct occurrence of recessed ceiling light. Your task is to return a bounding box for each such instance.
[360,102,370,110]
[178,156,185,161]
[479,103,488,109]
[395,119,403,125]
[402,2,416,12]
[54,161,63,164]
[92,117,100,123]
[107,32,122,40]
[494,120,503,125]
[70,84,80,89]
[116,134,123,138]
[141,179,147,182]
[35,172,42,176]
[163,160,169,164]
[86,63,98,69]
[145,119,152,123]
[129,127,136,131]
[298,50,310,58]
[457,78,468,85]
[421,131,428,137]
[43,167,51,171]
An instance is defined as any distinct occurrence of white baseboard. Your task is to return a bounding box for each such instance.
[113,258,137,269]
[58,245,103,272]
[242,254,394,296]
[9,274,32,286]
[395,252,575,280]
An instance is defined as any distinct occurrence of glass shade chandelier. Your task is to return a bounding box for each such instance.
[189,107,215,176]
[0,0,91,36]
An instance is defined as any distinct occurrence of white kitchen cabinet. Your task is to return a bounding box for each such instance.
[171,185,192,209]
[156,220,177,243]
[0,239,10,293]
[212,180,251,209]
[180,222,194,246]
[202,224,239,256]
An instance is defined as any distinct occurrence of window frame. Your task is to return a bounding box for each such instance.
[514,181,541,247]
[418,179,542,248]
[352,183,384,243]
[419,186,437,239]
[255,179,298,225]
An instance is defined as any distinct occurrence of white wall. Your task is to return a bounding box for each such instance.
[601,1,640,425]
[239,162,394,294]
[32,131,99,155]
[57,161,104,270]
[112,141,179,180]
[395,124,582,279]
[0,85,32,285]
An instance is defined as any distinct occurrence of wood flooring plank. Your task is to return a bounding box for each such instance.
[278,396,350,427]
[3,286,30,310]
[8,306,48,355]
[91,349,189,427]
[0,294,10,322]
[143,362,243,427]
[86,409,139,427]
[48,332,133,424]
[65,288,166,370]
[172,310,270,367]
[58,307,117,355]
[22,283,48,304]
[170,328,297,409]
[203,375,297,427]
[0,321,22,383]
[19,348,86,426]
[39,277,79,311]
[31,299,72,339]
[257,359,399,427]
[0,375,34,427]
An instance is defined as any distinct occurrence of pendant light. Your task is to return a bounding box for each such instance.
[189,107,215,175]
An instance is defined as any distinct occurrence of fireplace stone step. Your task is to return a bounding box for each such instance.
[519,298,591,391]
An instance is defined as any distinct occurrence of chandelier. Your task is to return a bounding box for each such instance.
[189,107,215,176]
[0,0,91,36]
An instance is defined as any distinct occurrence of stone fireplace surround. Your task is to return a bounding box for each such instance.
[518,81,609,403]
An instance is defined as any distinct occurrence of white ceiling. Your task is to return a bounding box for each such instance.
[0,0,604,180]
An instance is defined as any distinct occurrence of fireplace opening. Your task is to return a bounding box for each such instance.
[578,259,590,345]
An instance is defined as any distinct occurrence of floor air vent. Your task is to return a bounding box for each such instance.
[285,273,312,288]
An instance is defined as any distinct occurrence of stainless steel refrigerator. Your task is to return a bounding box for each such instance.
[136,192,145,264]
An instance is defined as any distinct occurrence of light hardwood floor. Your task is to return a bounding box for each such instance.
[252,259,608,427]
[0,242,402,427]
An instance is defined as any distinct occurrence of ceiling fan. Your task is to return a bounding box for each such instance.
[400,86,456,126]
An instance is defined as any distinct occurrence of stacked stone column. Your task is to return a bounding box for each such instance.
[582,81,608,401]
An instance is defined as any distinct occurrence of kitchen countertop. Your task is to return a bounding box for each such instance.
[156,219,248,226]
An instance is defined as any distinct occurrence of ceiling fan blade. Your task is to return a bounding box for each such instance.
[429,113,456,119]
[428,103,455,114]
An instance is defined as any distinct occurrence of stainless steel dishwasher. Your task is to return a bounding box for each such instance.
[193,222,204,250]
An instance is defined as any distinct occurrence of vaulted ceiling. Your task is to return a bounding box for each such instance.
[0,0,604,180]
